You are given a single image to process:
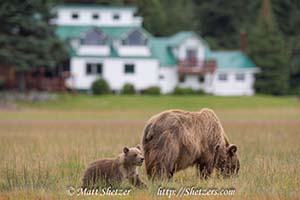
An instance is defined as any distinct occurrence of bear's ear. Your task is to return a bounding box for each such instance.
[227,144,237,156]
[136,144,141,150]
[123,147,129,154]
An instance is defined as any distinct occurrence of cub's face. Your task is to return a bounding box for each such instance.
[216,144,240,178]
[123,145,144,166]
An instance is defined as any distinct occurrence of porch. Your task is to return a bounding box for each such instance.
[177,59,217,75]
[0,65,70,91]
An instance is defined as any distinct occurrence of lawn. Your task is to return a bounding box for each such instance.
[0,95,299,199]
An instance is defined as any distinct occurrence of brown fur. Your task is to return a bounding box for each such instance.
[82,145,147,188]
[142,108,240,180]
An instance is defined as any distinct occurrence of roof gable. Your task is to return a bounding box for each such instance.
[150,31,210,66]
[80,28,108,45]
[167,31,209,47]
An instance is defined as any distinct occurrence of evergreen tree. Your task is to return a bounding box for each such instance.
[137,0,194,36]
[160,0,194,36]
[272,0,300,94]
[0,0,67,90]
[192,0,252,49]
[248,0,289,95]
[137,0,167,36]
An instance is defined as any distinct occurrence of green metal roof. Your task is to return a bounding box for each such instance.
[209,51,256,70]
[150,38,177,66]
[57,25,155,58]
[56,26,139,40]
[55,4,137,11]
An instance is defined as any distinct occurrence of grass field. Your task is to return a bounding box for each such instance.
[0,95,300,199]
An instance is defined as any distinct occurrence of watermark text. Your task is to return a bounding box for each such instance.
[157,186,236,198]
[67,186,132,196]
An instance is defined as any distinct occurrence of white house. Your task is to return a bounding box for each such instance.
[54,4,259,96]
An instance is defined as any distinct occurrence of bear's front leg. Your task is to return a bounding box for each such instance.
[129,174,148,189]
[196,162,213,179]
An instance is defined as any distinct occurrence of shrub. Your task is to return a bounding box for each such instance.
[144,86,160,95]
[172,86,205,95]
[121,83,135,95]
[91,78,110,95]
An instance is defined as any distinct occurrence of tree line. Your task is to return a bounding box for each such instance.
[0,0,299,95]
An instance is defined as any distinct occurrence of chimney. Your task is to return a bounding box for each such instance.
[240,31,247,53]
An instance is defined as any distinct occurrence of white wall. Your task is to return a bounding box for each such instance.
[115,45,151,57]
[77,45,110,56]
[105,59,159,90]
[178,75,203,90]
[211,70,256,96]
[203,73,214,93]
[159,67,178,94]
[166,69,256,96]
[65,57,257,96]
[173,73,215,93]
[66,57,159,91]
[55,8,141,26]
[66,58,98,89]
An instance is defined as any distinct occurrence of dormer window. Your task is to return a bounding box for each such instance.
[81,29,107,45]
[92,13,99,20]
[122,30,148,46]
[113,13,120,20]
[71,12,79,19]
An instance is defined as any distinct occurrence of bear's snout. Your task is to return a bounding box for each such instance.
[136,157,144,166]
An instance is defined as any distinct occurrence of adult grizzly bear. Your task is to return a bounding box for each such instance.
[142,109,239,180]
[82,145,147,189]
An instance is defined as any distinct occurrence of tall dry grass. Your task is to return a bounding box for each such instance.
[0,108,299,199]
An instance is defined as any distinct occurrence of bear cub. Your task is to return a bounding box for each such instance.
[82,145,147,189]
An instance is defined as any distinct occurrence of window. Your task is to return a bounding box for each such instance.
[179,75,185,83]
[72,13,79,19]
[96,64,102,74]
[122,30,148,46]
[236,73,245,81]
[186,49,197,61]
[159,75,165,80]
[81,29,107,45]
[86,64,92,74]
[124,64,135,74]
[113,13,120,20]
[86,63,102,75]
[218,73,227,81]
[198,75,205,83]
[92,13,99,20]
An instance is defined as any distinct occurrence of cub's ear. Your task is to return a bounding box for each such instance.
[123,147,129,154]
[227,144,237,156]
[136,144,141,150]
